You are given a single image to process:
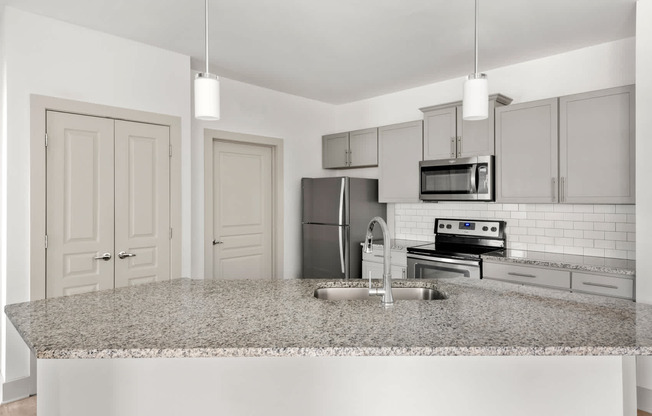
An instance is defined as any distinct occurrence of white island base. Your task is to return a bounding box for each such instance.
[38,355,637,416]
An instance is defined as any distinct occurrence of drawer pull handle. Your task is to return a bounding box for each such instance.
[582,282,618,290]
[508,272,537,278]
[374,255,384,258]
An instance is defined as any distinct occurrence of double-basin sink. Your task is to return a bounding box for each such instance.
[314,284,446,301]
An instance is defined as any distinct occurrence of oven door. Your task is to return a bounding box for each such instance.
[407,254,481,279]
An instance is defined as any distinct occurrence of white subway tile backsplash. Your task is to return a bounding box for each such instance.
[616,223,636,233]
[593,205,616,214]
[394,203,635,260]
[616,205,636,214]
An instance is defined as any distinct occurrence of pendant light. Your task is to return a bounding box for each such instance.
[463,0,488,121]
[194,0,220,120]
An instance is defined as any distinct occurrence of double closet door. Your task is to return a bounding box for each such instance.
[46,111,171,298]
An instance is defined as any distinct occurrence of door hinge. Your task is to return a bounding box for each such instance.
[169,228,173,239]
[169,145,172,157]
[45,133,48,148]
[45,234,48,249]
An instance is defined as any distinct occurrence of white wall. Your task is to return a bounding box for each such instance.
[0,6,6,388]
[190,73,335,280]
[0,6,192,395]
[635,0,652,410]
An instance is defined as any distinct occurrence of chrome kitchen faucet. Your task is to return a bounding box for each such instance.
[363,217,394,308]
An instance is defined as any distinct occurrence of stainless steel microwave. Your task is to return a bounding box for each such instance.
[419,155,494,201]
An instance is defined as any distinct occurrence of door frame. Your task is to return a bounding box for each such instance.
[30,95,182,300]
[203,129,284,279]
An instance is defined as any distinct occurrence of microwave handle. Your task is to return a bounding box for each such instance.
[470,163,478,193]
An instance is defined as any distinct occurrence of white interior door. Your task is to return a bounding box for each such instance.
[46,112,115,297]
[114,120,170,288]
[212,140,272,279]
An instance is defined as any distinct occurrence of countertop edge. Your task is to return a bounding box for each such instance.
[482,254,635,277]
[34,346,652,359]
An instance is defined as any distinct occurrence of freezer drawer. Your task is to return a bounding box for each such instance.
[302,224,349,279]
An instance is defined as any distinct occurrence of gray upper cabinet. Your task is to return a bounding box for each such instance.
[559,85,635,204]
[378,120,423,203]
[421,94,512,160]
[496,98,559,203]
[349,128,378,167]
[322,128,378,169]
[422,106,457,159]
[496,85,635,204]
[322,132,349,168]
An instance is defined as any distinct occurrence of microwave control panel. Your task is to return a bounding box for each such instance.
[435,219,503,239]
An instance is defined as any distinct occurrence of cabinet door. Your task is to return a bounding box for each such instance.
[362,260,384,280]
[495,98,559,203]
[559,85,635,204]
[423,107,457,160]
[322,132,349,168]
[457,100,496,157]
[378,121,423,203]
[349,128,378,167]
[362,261,406,280]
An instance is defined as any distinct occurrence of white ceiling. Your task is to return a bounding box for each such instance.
[0,0,636,104]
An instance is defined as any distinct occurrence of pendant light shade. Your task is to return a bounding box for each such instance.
[463,73,488,120]
[462,0,488,121]
[194,0,220,121]
[195,73,220,120]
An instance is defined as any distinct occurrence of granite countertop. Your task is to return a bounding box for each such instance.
[6,277,652,359]
[482,249,635,277]
[362,238,430,251]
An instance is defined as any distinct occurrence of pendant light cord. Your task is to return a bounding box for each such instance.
[205,0,210,74]
[474,0,478,75]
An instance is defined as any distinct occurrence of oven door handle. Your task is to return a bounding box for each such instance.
[407,254,480,267]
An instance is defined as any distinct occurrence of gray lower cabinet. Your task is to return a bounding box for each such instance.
[322,128,378,169]
[483,260,634,300]
[421,94,512,160]
[559,85,635,204]
[495,98,559,203]
[362,248,407,279]
[483,261,570,290]
[571,272,634,299]
[378,120,423,203]
[495,85,635,204]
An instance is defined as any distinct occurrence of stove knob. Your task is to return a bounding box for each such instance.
[439,224,445,229]
[446,224,452,229]
[482,226,488,231]
[491,227,497,232]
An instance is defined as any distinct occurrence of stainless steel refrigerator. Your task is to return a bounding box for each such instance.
[302,177,386,279]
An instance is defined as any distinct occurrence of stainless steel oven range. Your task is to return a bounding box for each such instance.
[407,218,506,279]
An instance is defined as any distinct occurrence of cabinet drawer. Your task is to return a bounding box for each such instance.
[571,272,634,299]
[362,261,406,280]
[483,262,570,289]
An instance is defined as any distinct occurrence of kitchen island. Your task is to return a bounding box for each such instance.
[6,277,652,415]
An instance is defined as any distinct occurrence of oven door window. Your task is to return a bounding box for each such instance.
[408,257,480,279]
[421,165,475,195]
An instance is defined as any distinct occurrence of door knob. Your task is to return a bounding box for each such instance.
[93,252,112,261]
[118,251,136,259]
[213,239,223,245]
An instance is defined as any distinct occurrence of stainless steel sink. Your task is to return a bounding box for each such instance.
[314,287,446,301]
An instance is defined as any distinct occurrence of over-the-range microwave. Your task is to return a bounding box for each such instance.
[419,155,494,201]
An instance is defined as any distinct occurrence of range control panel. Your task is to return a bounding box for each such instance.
[435,219,503,239]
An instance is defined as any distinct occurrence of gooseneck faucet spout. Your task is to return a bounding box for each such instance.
[363,217,394,308]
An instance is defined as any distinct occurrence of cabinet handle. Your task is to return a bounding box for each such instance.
[551,177,557,202]
[508,272,537,278]
[348,149,352,166]
[402,269,406,279]
[582,281,618,290]
[457,136,462,157]
[561,177,565,202]
[450,137,456,158]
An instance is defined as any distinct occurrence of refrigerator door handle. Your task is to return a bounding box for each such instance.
[338,178,346,274]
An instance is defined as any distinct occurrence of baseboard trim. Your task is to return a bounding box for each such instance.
[2,376,34,404]
[639,387,652,413]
